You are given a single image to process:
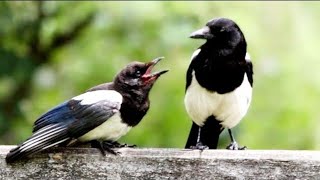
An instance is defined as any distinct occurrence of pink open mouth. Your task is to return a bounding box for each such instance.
[142,57,168,82]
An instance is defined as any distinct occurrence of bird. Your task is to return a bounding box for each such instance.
[184,18,253,150]
[6,57,168,163]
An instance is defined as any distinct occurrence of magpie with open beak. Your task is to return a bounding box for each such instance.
[6,57,168,163]
[184,18,253,150]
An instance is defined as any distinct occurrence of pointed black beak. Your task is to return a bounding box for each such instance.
[151,69,169,77]
[190,26,213,39]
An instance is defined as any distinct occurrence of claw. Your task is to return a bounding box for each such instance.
[119,144,137,148]
[104,146,120,155]
[90,140,106,156]
[102,141,136,148]
[226,141,247,150]
[91,140,120,156]
[190,142,209,150]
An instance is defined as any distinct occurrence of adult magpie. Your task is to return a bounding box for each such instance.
[6,57,168,163]
[184,18,253,150]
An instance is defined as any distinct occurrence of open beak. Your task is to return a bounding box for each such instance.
[142,57,169,80]
[189,26,213,39]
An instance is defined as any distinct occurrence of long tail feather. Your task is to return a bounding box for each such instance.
[185,116,224,149]
[6,123,70,163]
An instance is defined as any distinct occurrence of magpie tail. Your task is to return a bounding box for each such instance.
[185,122,200,149]
[5,123,70,163]
[185,116,224,149]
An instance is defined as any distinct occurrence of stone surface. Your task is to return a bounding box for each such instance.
[1,145,320,179]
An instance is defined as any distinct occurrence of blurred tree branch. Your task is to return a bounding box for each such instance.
[0,1,95,142]
[46,13,95,54]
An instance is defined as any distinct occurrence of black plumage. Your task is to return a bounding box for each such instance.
[184,18,253,150]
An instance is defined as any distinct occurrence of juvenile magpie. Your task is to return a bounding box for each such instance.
[184,18,253,150]
[6,57,168,163]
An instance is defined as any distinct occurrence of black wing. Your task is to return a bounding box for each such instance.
[6,90,122,163]
[67,99,120,138]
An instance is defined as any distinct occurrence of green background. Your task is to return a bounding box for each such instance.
[1,1,320,150]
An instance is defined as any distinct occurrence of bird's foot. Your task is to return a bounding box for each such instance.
[190,142,209,150]
[102,141,136,148]
[91,140,119,156]
[226,141,247,150]
[101,141,121,155]
[102,145,120,155]
[118,143,137,148]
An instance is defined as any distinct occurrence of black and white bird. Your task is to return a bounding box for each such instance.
[184,18,253,150]
[6,57,168,163]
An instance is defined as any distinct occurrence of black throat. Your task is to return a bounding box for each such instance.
[113,83,150,127]
[87,82,150,127]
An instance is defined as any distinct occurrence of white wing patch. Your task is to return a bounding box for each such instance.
[72,90,123,106]
[190,49,201,62]
[78,113,131,142]
[245,52,251,62]
[184,71,252,128]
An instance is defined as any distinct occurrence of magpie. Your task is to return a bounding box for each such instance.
[6,57,168,163]
[184,18,253,150]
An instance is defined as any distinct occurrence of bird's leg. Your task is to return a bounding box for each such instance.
[101,140,117,148]
[90,140,119,156]
[190,127,209,150]
[91,140,106,156]
[102,141,137,148]
[226,129,246,150]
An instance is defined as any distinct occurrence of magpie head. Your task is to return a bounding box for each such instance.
[115,57,168,94]
[190,17,245,47]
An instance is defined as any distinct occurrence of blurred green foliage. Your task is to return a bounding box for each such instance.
[1,1,320,150]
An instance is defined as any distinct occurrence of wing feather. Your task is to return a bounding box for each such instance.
[6,90,122,163]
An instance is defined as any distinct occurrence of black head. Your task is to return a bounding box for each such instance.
[190,18,246,49]
[114,57,168,97]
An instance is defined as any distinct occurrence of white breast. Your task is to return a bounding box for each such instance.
[184,71,252,128]
[78,113,131,142]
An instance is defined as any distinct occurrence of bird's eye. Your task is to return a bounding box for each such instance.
[135,70,141,77]
[220,28,226,32]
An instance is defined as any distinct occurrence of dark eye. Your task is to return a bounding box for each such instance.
[135,70,141,77]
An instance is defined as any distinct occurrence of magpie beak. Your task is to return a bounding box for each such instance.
[142,57,169,80]
[189,26,213,39]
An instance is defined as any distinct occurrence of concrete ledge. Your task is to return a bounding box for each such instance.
[1,145,320,179]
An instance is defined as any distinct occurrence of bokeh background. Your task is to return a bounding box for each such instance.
[1,1,320,150]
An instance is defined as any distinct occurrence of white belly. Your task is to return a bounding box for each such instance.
[184,72,252,128]
[78,113,132,142]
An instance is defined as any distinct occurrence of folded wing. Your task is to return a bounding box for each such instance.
[6,90,122,163]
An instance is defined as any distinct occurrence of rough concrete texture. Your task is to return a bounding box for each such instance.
[1,146,320,179]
